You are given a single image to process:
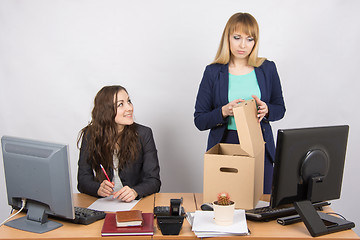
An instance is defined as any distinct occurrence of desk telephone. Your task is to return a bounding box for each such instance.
[154,206,185,216]
[154,198,185,216]
[154,198,185,235]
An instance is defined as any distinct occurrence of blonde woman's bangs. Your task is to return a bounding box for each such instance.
[230,21,258,40]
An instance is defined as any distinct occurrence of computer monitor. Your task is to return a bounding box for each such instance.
[270,125,355,237]
[1,136,74,233]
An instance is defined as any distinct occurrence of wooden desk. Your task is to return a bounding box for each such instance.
[194,193,359,240]
[0,193,154,240]
[0,193,358,240]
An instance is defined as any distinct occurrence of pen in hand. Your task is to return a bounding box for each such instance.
[100,164,111,182]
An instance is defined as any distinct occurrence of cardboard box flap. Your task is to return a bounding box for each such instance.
[206,143,250,156]
[233,99,264,157]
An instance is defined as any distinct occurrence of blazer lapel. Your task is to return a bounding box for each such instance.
[255,67,267,101]
[219,64,229,105]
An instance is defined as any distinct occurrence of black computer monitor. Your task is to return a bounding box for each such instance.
[270,125,355,237]
[1,136,74,233]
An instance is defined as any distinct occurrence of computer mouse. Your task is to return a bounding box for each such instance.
[200,203,214,211]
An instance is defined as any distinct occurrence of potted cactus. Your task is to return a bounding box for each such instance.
[213,192,235,225]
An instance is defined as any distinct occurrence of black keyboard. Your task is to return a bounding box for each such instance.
[69,207,106,225]
[245,201,330,221]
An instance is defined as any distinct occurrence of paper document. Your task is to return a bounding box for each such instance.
[192,210,249,237]
[186,212,195,226]
[255,200,270,208]
[88,196,139,212]
[195,231,246,238]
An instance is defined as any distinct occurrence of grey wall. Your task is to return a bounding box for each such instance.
[1,0,359,235]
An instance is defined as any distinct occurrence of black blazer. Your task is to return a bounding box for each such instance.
[77,123,161,199]
[194,60,286,163]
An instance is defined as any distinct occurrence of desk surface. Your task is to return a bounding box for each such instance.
[0,193,358,240]
[0,193,155,240]
[194,193,359,240]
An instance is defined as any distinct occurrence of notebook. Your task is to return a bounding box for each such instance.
[101,212,154,236]
[116,210,143,227]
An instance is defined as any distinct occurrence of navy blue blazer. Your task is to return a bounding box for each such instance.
[194,60,286,163]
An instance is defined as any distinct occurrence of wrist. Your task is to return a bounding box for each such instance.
[132,189,138,198]
[221,106,228,118]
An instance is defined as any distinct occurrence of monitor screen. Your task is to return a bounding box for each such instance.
[270,125,349,208]
[1,136,74,233]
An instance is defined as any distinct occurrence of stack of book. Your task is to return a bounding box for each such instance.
[190,210,249,238]
[101,210,154,236]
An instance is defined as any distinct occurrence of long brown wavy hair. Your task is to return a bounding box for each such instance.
[77,85,139,182]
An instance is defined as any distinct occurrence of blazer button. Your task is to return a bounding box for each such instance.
[217,123,223,127]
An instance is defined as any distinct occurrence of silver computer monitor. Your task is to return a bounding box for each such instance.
[1,136,74,233]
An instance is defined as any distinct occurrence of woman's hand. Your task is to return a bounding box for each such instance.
[222,99,245,118]
[97,180,114,197]
[113,186,138,202]
[252,95,268,122]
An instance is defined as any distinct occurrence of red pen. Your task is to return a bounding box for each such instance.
[100,164,111,182]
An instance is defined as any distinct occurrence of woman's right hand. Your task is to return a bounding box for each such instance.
[222,99,245,118]
[97,180,114,197]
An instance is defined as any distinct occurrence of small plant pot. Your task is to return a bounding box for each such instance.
[213,201,235,226]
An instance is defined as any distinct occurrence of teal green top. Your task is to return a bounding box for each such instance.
[227,70,261,130]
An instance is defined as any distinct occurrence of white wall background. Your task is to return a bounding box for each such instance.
[1,0,359,235]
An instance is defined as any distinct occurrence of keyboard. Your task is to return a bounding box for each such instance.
[69,207,106,225]
[245,201,330,221]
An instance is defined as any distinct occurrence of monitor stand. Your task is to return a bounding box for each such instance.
[294,200,355,237]
[5,203,63,233]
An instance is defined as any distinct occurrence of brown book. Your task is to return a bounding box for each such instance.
[102,213,153,236]
[115,210,143,227]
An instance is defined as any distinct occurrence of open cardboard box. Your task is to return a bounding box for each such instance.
[203,99,264,209]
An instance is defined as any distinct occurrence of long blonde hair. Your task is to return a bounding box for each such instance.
[212,12,266,67]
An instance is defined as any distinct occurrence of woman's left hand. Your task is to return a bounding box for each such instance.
[252,95,268,123]
[112,186,138,202]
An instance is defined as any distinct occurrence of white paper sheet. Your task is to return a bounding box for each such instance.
[87,196,140,212]
[194,231,242,238]
[192,210,248,235]
[255,200,270,208]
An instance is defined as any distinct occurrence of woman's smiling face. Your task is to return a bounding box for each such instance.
[114,89,134,131]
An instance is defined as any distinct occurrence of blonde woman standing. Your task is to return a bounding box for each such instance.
[194,13,285,194]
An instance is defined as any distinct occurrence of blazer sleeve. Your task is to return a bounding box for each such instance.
[194,65,228,131]
[264,61,286,122]
[131,127,161,199]
[77,135,101,197]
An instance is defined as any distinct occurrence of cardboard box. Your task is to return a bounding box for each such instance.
[203,99,264,209]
